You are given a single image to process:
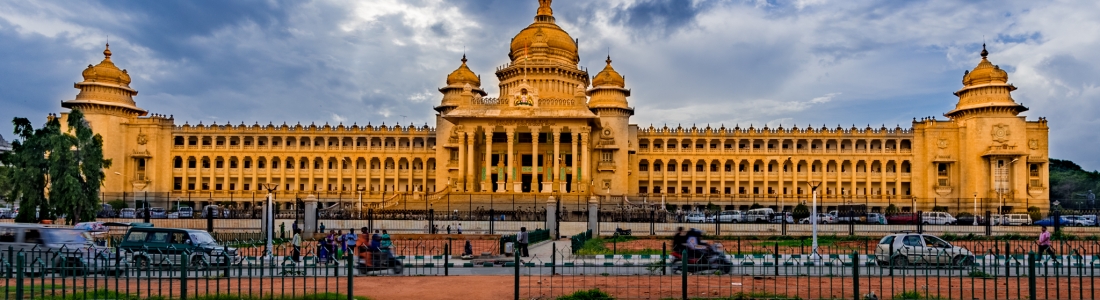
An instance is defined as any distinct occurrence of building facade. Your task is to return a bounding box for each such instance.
[55,0,1050,213]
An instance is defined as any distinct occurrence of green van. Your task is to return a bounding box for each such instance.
[118,226,240,269]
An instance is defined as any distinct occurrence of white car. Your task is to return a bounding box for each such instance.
[1064,216,1093,226]
[920,212,957,225]
[706,211,743,223]
[770,212,795,224]
[867,213,887,225]
[799,213,836,224]
[685,213,706,223]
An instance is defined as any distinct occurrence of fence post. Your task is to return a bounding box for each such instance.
[14,252,23,300]
[681,250,688,300]
[181,253,189,300]
[1028,251,1037,300]
[1005,241,1011,278]
[514,250,520,300]
[347,249,354,300]
[650,210,656,236]
[551,245,557,276]
[429,208,435,234]
[985,210,992,236]
[916,211,924,234]
[489,208,495,234]
[661,243,666,276]
[444,243,450,276]
[852,250,860,299]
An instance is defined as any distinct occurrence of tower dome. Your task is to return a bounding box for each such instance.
[446,55,481,88]
[80,43,132,88]
[592,56,625,88]
[508,0,579,65]
[946,44,1026,118]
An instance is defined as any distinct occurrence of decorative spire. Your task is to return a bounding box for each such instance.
[461,54,467,64]
[980,43,988,59]
[103,43,112,59]
[537,0,553,16]
[605,55,612,65]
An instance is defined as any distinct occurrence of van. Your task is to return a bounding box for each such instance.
[1002,214,1032,226]
[119,226,240,270]
[0,224,118,274]
[744,208,775,223]
[920,212,957,225]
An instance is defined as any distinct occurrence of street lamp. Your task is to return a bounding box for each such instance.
[807,180,822,262]
[972,192,978,226]
[260,183,278,258]
[356,186,365,219]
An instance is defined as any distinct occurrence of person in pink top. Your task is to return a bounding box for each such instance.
[1038,226,1056,259]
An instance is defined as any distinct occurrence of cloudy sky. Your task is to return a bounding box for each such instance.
[0,0,1098,169]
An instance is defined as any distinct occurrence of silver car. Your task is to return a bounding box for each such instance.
[875,233,973,268]
[0,224,121,275]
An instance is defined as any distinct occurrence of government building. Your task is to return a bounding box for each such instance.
[55,0,1050,214]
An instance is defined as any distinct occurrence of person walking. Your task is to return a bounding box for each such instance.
[319,222,326,234]
[457,223,463,234]
[446,225,452,234]
[1038,226,1057,260]
[344,228,358,255]
[380,230,392,252]
[291,228,302,263]
[517,227,530,257]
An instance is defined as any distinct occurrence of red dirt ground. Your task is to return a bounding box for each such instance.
[8,275,1095,300]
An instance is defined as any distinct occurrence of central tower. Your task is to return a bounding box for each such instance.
[496,0,590,100]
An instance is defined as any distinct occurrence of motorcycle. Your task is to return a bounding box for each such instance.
[670,243,732,274]
[614,227,632,237]
[356,247,404,275]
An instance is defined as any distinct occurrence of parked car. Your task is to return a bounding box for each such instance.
[875,233,974,268]
[119,226,241,270]
[867,213,887,225]
[706,211,743,223]
[0,224,120,274]
[1077,215,1098,226]
[119,208,136,219]
[886,213,919,225]
[0,208,11,219]
[149,207,167,219]
[178,207,194,218]
[685,213,706,223]
[955,214,985,225]
[828,210,867,223]
[799,213,836,224]
[1064,216,1094,226]
[1034,216,1073,227]
[920,212,957,225]
[744,208,775,223]
[1001,214,1032,226]
[769,212,794,224]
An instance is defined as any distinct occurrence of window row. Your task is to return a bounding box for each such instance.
[172,156,435,170]
[173,135,435,148]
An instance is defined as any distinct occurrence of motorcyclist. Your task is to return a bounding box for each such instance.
[683,228,707,261]
[671,227,688,255]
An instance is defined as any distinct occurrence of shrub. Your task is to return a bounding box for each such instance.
[749,203,764,210]
[557,288,613,300]
[1027,206,1043,223]
[108,199,128,210]
[884,204,900,216]
[792,203,810,220]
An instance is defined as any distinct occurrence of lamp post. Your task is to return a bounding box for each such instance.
[808,180,822,262]
[972,192,978,226]
[260,183,278,258]
[356,186,365,219]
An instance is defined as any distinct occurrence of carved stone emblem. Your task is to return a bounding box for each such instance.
[992,124,1010,143]
[136,133,148,145]
[937,139,948,149]
[1029,139,1039,150]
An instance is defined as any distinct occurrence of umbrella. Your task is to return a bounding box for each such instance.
[74,222,108,232]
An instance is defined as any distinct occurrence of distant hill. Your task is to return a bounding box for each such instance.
[1050,158,1100,204]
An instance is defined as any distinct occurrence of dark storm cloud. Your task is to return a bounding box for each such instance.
[0,0,1098,170]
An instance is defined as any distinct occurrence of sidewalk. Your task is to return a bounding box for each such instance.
[524,239,572,263]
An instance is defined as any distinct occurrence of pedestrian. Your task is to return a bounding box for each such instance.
[1038,226,1057,260]
[457,223,463,234]
[291,228,302,263]
[319,232,332,264]
[517,227,529,257]
[344,229,358,255]
[381,230,392,252]
[320,222,326,234]
[357,227,372,267]
[447,225,452,234]
[279,222,286,239]
[292,220,299,233]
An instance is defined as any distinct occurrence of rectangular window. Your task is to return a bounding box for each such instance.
[215,184,222,191]
[174,178,182,190]
[639,187,648,194]
[600,151,612,162]
[188,183,196,190]
[695,187,703,194]
[243,184,250,191]
[188,160,197,168]
[639,164,648,171]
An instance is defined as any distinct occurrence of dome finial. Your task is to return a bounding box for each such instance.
[537,0,553,16]
[461,54,467,64]
[605,55,612,65]
[980,43,988,59]
[103,42,112,59]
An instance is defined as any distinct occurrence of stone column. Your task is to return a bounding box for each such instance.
[458,131,466,192]
[550,128,561,192]
[531,128,540,193]
[580,131,589,193]
[571,132,579,193]
[484,130,493,192]
[303,194,318,237]
[508,128,520,192]
[588,196,599,234]
[546,196,558,239]
[467,132,476,193]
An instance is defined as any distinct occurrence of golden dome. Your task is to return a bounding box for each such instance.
[592,56,624,87]
[962,44,1008,87]
[81,43,132,88]
[446,55,481,87]
[508,0,579,64]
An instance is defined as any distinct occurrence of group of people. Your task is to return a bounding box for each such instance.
[287,226,393,267]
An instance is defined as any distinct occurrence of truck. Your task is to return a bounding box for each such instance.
[828,204,869,223]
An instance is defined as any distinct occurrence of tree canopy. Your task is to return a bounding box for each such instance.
[1049,158,1100,205]
[0,110,111,224]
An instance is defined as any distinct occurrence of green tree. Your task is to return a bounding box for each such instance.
[792,203,810,220]
[885,204,900,216]
[0,110,110,224]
